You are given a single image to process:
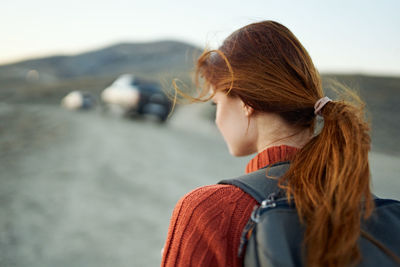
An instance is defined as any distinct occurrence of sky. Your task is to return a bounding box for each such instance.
[1,0,400,75]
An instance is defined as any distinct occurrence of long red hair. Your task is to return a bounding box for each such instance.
[173,20,374,266]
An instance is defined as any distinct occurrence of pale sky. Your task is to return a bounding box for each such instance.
[2,0,399,75]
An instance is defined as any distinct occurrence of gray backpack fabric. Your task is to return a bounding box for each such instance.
[219,161,400,267]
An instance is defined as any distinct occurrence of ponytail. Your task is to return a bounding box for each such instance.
[279,85,374,267]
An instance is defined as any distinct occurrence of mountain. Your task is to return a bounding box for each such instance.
[0,40,201,81]
[0,40,202,104]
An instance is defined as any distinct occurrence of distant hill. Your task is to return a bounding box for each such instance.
[0,40,201,81]
[0,40,202,103]
[0,41,399,155]
[321,74,400,155]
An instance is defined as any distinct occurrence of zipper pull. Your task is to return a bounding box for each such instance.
[261,192,277,208]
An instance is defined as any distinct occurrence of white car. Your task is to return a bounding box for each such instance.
[101,74,140,110]
[61,90,95,110]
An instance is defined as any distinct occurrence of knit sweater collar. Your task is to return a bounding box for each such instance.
[245,145,299,174]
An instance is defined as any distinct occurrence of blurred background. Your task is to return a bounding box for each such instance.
[0,0,399,266]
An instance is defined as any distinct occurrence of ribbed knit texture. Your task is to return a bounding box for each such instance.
[245,145,299,174]
[161,145,298,267]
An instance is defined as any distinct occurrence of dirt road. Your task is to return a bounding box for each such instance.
[0,103,398,267]
[0,103,250,267]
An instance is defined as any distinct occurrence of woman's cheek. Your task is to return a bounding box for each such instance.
[215,106,228,138]
[215,108,224,136]
[214,105,219,124]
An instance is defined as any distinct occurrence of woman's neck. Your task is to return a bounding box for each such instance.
[256,129,312,153]
[254,113,313,153]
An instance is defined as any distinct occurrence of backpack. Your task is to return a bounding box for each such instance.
[219,161,400,267]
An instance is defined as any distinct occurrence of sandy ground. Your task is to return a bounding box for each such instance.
[0,103,250,267]
[0,102,398,267]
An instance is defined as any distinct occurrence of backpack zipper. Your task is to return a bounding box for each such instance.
[238,192,278,257]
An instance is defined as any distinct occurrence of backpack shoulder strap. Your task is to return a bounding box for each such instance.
[219,161,290,204]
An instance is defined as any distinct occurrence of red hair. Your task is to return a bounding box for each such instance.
[173,20,373,266]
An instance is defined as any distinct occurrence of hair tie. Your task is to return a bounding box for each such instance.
[314,96,332,115]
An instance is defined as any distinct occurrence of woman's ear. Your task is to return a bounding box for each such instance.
[242,102,254,117]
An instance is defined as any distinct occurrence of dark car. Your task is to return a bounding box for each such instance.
[129,77,173,122]
[101,74,173,122]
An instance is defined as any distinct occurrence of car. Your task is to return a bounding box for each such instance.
[61,90,96,110]
[101,74,173,122]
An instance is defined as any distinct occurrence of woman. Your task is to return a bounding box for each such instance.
[161,20,375,267]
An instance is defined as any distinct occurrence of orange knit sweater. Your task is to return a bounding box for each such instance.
[161,145,298,266]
